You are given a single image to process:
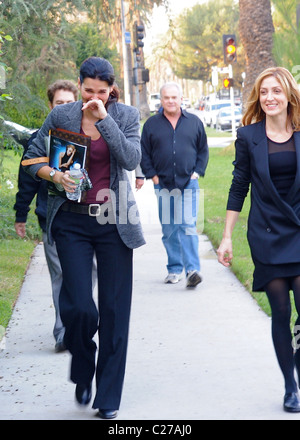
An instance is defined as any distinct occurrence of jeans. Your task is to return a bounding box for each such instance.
[154,178,200,275]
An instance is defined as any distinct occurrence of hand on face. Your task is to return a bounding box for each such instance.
[81,98,107,120]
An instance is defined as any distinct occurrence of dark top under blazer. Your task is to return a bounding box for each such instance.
[227,119,300,265]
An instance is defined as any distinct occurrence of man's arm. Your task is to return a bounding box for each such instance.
[140,122,158,180]
[194,121,209,176]
[14,131,41,237]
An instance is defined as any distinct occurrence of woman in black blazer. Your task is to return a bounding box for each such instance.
[218,67,300,413]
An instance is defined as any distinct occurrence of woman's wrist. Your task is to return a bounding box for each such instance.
[53,170,63,185]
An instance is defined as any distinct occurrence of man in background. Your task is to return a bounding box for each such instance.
[141,82,209,288]
[14,80,78,352]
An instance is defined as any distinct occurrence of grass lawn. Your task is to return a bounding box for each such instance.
[0,240,35,329]
[0,149,41,329]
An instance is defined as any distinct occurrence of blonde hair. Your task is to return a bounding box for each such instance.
[242,67,300,130]
[66,144,76,151]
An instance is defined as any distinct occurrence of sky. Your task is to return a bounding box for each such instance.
[144,0,207,52]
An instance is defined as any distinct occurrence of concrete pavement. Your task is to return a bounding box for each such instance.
[1,180,300,420]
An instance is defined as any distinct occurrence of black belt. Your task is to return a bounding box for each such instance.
[61,202,102,216]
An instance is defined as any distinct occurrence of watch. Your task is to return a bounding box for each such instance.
[49,168,56,182]
[192,171,199,178]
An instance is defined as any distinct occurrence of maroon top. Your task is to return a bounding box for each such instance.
[81,130,110,204]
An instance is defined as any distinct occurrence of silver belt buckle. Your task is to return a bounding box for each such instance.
[88,204,101,217]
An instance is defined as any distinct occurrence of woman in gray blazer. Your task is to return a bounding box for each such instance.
[23,57,145,419]
[218,67,300,413]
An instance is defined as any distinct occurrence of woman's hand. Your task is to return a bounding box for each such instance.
[217,237,233,267]
[135,178,144,191]
[37,166,78,193]
[217,210,239,267]
[54,170,77,193]
[81,99,107,120]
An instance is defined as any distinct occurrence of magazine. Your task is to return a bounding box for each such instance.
[47,128,91,172]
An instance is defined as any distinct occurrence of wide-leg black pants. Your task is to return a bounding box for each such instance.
[52,209,133,410]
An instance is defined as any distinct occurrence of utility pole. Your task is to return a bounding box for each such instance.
[120,0,131,105]
[228,64,236,137]
[297,3,300,29]
[132,20,150,118]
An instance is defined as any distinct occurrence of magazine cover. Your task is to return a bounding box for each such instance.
[48,128,91,172]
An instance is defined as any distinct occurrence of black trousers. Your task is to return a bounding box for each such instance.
[52,209,133,410]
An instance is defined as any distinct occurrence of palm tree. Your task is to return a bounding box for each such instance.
[239,0,276,107]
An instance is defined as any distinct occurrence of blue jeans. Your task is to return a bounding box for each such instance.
[154,179,200,275]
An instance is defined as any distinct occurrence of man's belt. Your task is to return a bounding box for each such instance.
[21,157,49,166]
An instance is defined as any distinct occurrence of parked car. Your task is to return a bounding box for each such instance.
[181,98,191,109]
[215,106,242,132]
[149,93,161,113]
[2,120,36,147]
[202,100,232,128]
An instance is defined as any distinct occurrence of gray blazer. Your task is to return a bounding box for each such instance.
[23,100,145,249]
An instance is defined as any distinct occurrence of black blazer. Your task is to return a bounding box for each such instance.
[227,119,300,265]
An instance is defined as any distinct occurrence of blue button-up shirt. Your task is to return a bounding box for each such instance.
[141,110,209,190]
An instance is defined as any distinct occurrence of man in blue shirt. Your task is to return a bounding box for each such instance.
[141,82,209,287]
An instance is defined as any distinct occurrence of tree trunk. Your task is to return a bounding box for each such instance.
[297,3,300,29]
[239,0,276,108]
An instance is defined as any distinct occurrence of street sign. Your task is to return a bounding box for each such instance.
[125,31,131,44]
[218,67,229,74]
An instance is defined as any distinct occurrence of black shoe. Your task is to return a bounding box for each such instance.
[75,383,92,406]
[283,392,300,412]
[96,409,118,419]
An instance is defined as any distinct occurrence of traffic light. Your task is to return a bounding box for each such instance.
[223,78,234,88]
[223,34,237,64]
[134,22,145,51]
[142,68,149,83]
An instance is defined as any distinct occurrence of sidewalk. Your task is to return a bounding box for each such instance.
[0,180,300,420]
